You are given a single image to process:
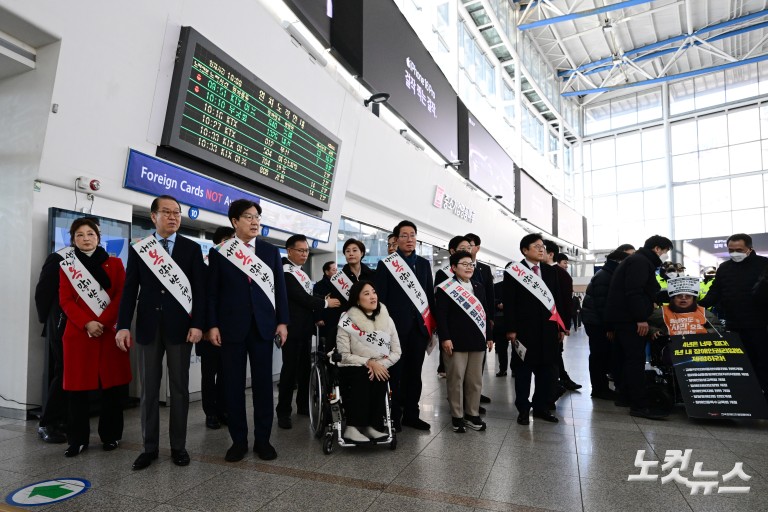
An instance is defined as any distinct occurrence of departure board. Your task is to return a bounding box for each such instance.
[162,27,340,210]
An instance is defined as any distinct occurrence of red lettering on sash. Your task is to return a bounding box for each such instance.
[67,266,83,280]
[338,278,349,290]
[509,264,525,277]
[148,249,165,266]
[391,260,405,273]
[235,250,253,266]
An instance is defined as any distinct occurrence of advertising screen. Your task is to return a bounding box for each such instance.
[519,170,553,233]
[467,113,515,212]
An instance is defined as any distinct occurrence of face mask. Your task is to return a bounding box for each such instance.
[729,252,748,263]
[666,272,679,279]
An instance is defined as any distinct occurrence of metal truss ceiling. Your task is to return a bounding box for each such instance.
[518,0,768,97]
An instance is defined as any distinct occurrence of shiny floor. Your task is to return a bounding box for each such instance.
[2,328,768,511]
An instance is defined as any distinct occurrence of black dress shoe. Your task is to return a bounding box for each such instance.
[171,449,190,466]
[254,442,277,461]
[225,443,248,462]
[205,415,221,429]
[102,441,119,451]
[630,407,668,420]
[38,426,66,444]
[296,409,309,416]
[532,410,559,423]
[64,444,88,457]
[401,417,431,430]
[218,414,228,426]
[591,389,618,400]
[496,371,507,377]
[277,416,292,429]
[480,394,491,404]
[517,413,530,425]
[562,379,583,391]
[132,451,159,470]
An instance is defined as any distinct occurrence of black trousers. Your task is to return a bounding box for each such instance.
[390,324,428,421]
[339,366,387,427]
[222,323,273,446]
[276,330,311,417]
[40,330,67,428]
[200,348,226,419]
[733,327,768,394]
[514,361,554,413]
[585,323,612,393]
[67,385,126,446]
[615,323,648,409]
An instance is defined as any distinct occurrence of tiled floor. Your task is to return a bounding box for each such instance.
[2,328,768,511]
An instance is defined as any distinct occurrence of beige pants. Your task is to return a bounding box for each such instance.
[444,350,484,418]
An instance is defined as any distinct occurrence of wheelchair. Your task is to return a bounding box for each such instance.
[307,334,397,454]
[643,335,683,414]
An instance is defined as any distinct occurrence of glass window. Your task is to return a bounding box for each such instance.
[700,212,732,238]
[643,158,667,188]
[725,63,759,103]
[591,167,616,195]
[728,106,760,145]
[644,188,668,220]
[615,132,641,165]
[617,191,644,222]
[672,153,699,183]
[759,61,768,96]
[731,174,764,210]
[592,195,618,221]
[618,221,646,245]
[698,147,730,179]
[697,114,728,150]
[674,215,701,239]
[590,137,616,169]
[694,72,725,110]
[674,183,701,215]
[637,88,662,123]
[583,170,593,196]
[616,163,643,192]
[670,79,695,116]
[729,141,762,174]
[671,119,698,155]
[732,208,765,234]
[584,102,611,135]
[592,224,619,250]
[611,95,638,130]
[760,104,768,139]
[700,180,731,214]
[642,126,665,160]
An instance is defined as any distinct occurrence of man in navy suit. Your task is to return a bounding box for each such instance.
[116,195,206,470]
[375,220,435,431]
[207,199,289,462]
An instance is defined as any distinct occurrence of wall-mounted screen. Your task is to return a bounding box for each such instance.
[519,170,553,234]
[555,199,585,247]
[284,0,333,48]
[467,113,515,212]
[162,27,340,210]
[48,208,131,268]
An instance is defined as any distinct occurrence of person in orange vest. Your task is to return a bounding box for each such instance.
[648,277,718,337]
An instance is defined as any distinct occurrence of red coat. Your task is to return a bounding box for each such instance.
[59,256,132,391]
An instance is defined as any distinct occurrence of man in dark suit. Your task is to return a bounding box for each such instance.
[207,199,289,462]
[504,233,568,425]
[375,220,435,431]
[116,195,206,470]
[276,235,340,429]
[466,233,495,405]
[312,261,342,351]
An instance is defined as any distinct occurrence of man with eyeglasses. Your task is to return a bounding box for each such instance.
[465,233,496,406]
[117,195,206,470]
[276,234,340,429]
[386,233,398,255]
[375,220,436,431]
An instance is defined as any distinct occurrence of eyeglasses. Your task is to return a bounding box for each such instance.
[74,232,98,239]
[456,262,476,268]
[529,244,546,250]
[240,213,261,221]
[289,248,309,254]
[387,243,398,248]
[157,209,182,218]
[398,234,417,240]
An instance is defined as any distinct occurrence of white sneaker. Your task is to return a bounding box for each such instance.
[361,426,387,439]
[343,426,369,443]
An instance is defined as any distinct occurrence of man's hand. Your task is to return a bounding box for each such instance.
[487,340,494,351]
[276,324,288,346]
[85,321,104,338]
[315,320,325,327]
[606,331,616,341]
[187,328,202,344]
[367,359,390,381]
[637,322,649,337]
[506,332,517,342]
[327,298,341,308]
[558,331,565,343]
[442,340,454,357]
[208,327,222,347]
[115,329,132,352]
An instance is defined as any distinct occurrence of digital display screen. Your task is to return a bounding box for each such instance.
[556,200,585,247]
[519,171,553,233]
[48,208,132,268]
[284,0,333,47]
[162,27,341,210]
[468,113,515,212]
[361,1,458,161]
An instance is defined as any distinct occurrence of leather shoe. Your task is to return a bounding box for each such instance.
[630,407,668,420]
[171,449,190,466]
[562,378,583,391]
[532,410,559,423]
[102,441,119,451]
[205,415,221,429]
[517,413,530,425]
[277,416,292,429]
[480,394,491,404]
[591,389,618,400]
[38,425,66,444]
[225,443,248,462]
[132,451,159,470]
[401,417,431,430]
[296,409,309,416]
[496,371,507,377]
[254,442,277,461]
[64,444,88,457]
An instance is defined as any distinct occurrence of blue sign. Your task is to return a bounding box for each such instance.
[312,239,319,249]
[124,150,332,243]
[188,207,200,220]
[261,226,270,237]
[6,478,90,506]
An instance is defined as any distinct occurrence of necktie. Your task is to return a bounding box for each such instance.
[532,264,539,276]
[160,238,170,254]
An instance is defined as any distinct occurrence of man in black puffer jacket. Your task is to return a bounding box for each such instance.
[582,248,631,400]
[605,235,673,420]
[700,233,768,394]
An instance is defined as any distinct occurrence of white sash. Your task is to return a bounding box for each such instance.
[60,254,111,316]
[438,278,487,338]
[283,263,312,294]
[132,235,193,315]
[435,262,453,286]
[382,252,436,335]
[217,238,276,309]
[505,262,566,331]
[338,312,391,356]
[329,269,352,300]
[57,246,76,265]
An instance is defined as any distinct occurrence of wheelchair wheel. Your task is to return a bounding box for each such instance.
[389,434,397,451]
[646,383,674,414]
[322,434,334,455]
[308,363,327,439]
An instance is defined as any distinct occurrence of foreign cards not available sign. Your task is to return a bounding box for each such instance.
[6,478,90,506]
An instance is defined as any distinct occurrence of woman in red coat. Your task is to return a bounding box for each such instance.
[58,218,131,457]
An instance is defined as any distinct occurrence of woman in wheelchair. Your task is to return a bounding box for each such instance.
[335,280,401,443]
[648,277,719,338]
